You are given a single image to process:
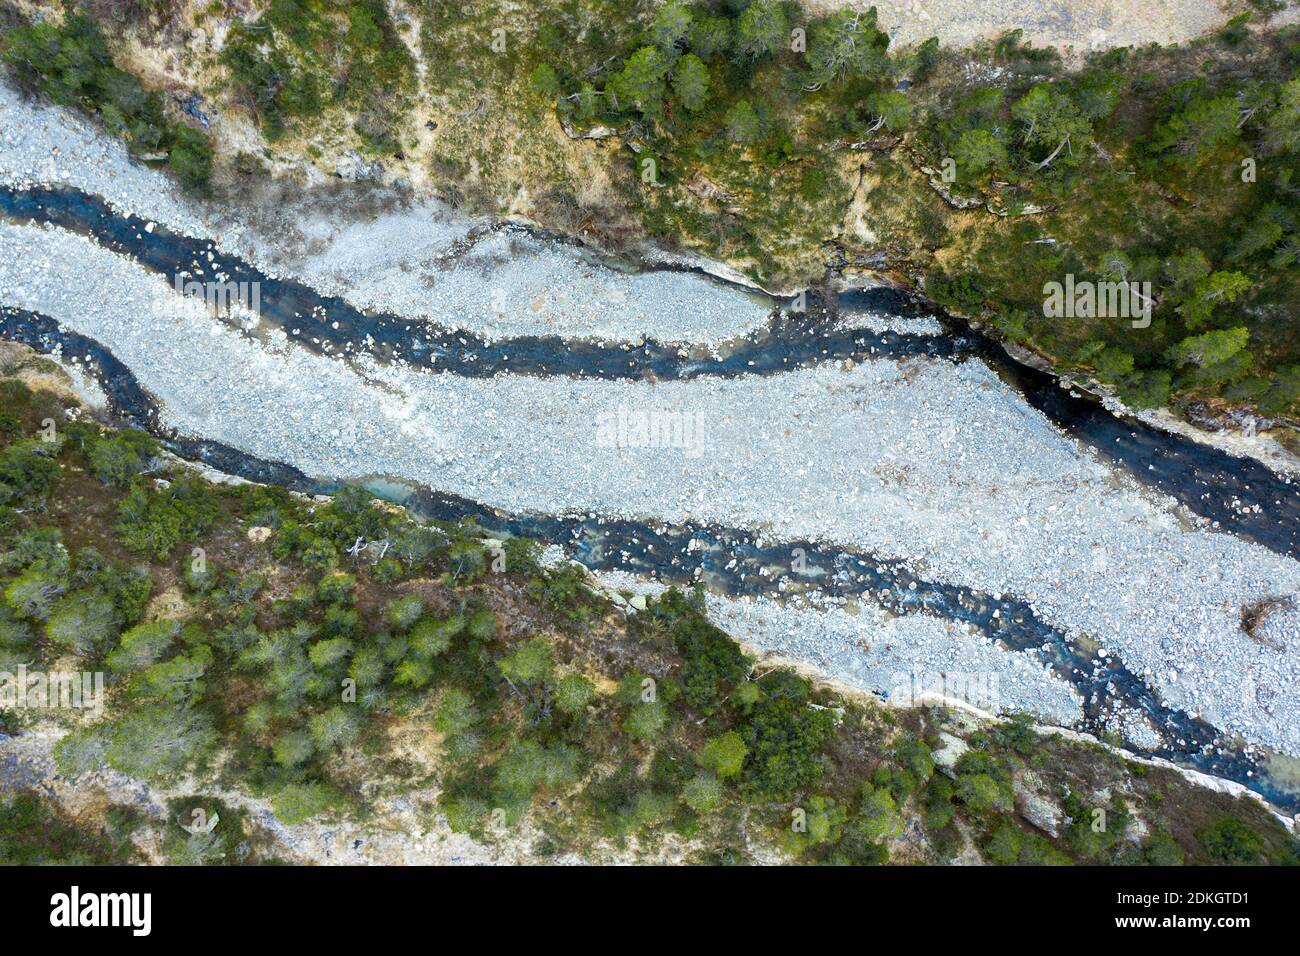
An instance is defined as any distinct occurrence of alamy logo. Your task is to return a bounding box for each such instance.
[50,886,151,936]
[889,670,1001,710]
[173,273,262,315]
[1042,274,1151,328]
[0,666,104,718]
[595,407,707,458]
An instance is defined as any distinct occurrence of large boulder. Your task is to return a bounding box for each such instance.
[931,732,969,778]
[1014,770,1063,837]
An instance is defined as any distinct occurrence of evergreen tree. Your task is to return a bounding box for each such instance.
[671,53,711,112]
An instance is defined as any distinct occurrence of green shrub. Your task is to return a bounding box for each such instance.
[86,429,158,487]
[682,772,723,813]
[434,687,479,738]
[0,439,60,509]
[1198,818,1264,864]
[622,700,668,741]
[553,673,595,715]
[648,589,750,712]
[497,638,554,687]
[698,730,748,779]
[108,618,181,671]
[272,782,341,825]
[739,671,836,801]
[116,474,219,560]
[46,589,119,655]
[386,595,423,631]
[317,573,356,605]
[984,820,1023,864]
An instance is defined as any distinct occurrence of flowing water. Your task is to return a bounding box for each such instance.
[3,179,1300,811]
[3,184,1295,558]
[4,304,1296,813]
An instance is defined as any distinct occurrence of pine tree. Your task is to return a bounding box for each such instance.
[671,53,710,112]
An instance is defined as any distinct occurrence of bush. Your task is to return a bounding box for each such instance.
[1144,832,1185,866]
[46,589,119,655]
[649,589,750,712]
[102,704,218,782]
[0,606,33,671]
[4,567,66,621]
[497,638,554,687]
[386,595,423,631]
[272,729,315,768]
[116,474,219,560]
[698,731,748,779]
[309,706,360,750]
[317,573,356,605]
[493,740,580,816]
[783,795,847,856]
[953,752,1014,815]
[434,687,479,738]
[739,671,836,801]
[855,784,904,843]
[301,538,338,571]
[86,429,158,487]
[108,618,180,671]
[682,773,723,813]
[525,563,591,624]
[1198,818,1264,864]
[131,646,211,704]
[308,637,353,671]
[272,783,341,825]
[622,700,668,741]
[409,614,461,657]
[882,734,936,800]
[984,820,1024,864]
[553,673,595,715]
[0,439,60,509]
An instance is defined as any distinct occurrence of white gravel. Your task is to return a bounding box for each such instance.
[4,219,1299,758]
[590,568,1083,729]
[803,0,1290,55]
[0,84,207,234]
[0,82,775,347]
[701,592,1084,727]
[832,305,946,337]
[257,214,778,344]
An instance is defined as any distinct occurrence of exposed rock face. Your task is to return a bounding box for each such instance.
[1000,341,1056,374]
[1184,401,1285,435]
[559,119,620,141]
[335,151,384,183]
[686,172,737,205]
[931,732,969,778]
[1014,770,1063,837]
[918,167,984,210]
[1124,802,1150,845]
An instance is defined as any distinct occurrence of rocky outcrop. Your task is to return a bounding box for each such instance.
[334,151,384,183]
[1013,770,1063,837]
[931,732,969,778]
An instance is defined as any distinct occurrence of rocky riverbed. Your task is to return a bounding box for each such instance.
[2,80,1299,807]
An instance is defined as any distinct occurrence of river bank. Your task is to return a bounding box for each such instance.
[2,75,1300,809]
[1,352,1295,866]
